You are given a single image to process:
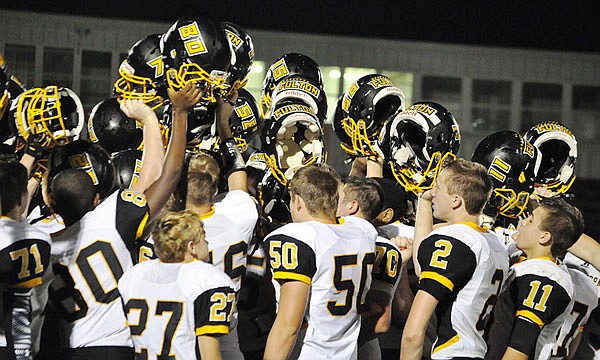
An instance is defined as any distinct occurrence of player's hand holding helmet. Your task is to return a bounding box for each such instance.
[161,17,232,105]
[86,98,143,154]
[333,74,405,158]
[472,130,539,219]
[114,34,167,110]
[382,101,460,195]
[11,86,84,151]
[524,121,577,197]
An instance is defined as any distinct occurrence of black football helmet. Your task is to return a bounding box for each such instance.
[222,22,254,94]
[333,74,405,157]
[472,131,538,218]
[258,169,292,223]
[0,69,9,141]
[260,53,323,120]
[524,121,577,195]
[383,101,461,194]
[162,103,215,145]
[11,86,84,149]
[114,34,167,110]
[111,149,143,191]
[1,74,26,143]
[87,98,143,154]
[268,76,328,124]
[48,140,115,199]
[161,17,231,104]
[262,101,325,185]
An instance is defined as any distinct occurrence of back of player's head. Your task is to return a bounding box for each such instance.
[186,152,220,206]
[152,210,206,263]
[372,177,407,223]
[440,158,492,216]
[342,176,383,222]
[288,164,341,219]
[0,160,27,215]
[50,168,96,225]
[537,197,584,259]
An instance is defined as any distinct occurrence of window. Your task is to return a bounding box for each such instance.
[321,66,342,123]
[42,47,73,87]
[244,60,265,97]
[422,76,462,119]
[572,85,600,140]
[342,67,377,90]
[471,80,512,132]
[3,44,35,88]
[521,82,562,132]
[381,70,414,106]
[80,50,112,110]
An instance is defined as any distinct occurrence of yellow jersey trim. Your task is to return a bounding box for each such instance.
[273,271,312,285]
[516,309,545,329]
[196,324,229,336]
[456,221,487,233]
[433,334,459,354]
[420,271,454,291]
[200,206,215,220]
[135,212,149,239]
[14,277,43,289]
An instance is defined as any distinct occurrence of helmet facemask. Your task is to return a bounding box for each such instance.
[114,61,164,110]
[166,64,230,105]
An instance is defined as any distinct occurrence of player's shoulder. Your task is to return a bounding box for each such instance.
[378,221,415,239]
[376,235,401,251]
[0,218,51,244]
[179,261,235,295]
[514,258,574,294]
[266,222,318,244]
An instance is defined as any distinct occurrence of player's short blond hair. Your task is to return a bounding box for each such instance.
[187,153,220,206]
[440,158,492,215]
[152,210,205,263]
[288,164,341,219]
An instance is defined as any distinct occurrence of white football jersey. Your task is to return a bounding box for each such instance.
[551,253,600,359]
[372,236,402,297]
[487,258,574,360]
[118,259,236,360]
[417,222,509,359]
[266,216,377,360]
[48,189,149,348]
[377,221,414,239]
[201,190,258,292]
[0,217,52,347]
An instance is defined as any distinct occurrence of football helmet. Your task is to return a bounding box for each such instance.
[258,169,292,223]
[161,17,231,104]
[48,140,116,199]
[260,53,323,119]
[11,86,84,149]
[262,101,325,185]
[111,149,143,190]
[269,76,327,124]
[1,74,26,143]
[384,101,461,194]
[211,88,262,153]
[472,131,539,218]
[221,22,254,94]
[333,74,405,157]
[524,121,577,195]
[114,34,167,110]
[87,98,143,154]
[0,69,9,141]
[162,103,215,144]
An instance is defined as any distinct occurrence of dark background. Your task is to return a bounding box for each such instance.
[2,0,600,53]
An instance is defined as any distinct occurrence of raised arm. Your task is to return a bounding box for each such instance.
[144,83,200,221]
[215,91,247,192]
[412,190,434,276]
[120,99,164,193]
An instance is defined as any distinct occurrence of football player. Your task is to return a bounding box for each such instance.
[46,83,199,359]
[264,165,377,360]
[0,160,51,360]
[486,197,583,360]
[336,176,412,360]
[401,159,509,360]
[118,210,236,359]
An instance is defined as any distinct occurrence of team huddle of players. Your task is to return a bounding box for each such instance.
[0,14,599,360]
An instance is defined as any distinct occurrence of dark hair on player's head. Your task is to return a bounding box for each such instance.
[50,168,96,226]
[0,160,28,215]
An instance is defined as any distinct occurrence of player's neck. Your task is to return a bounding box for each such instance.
[524,248,555,262]
[188,203,213,217]
[446,211,480,226]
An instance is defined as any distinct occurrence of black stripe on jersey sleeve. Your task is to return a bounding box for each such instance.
[0,239,51,289]
[507,316,542,358]
[417,234,477,300]
[267,234,316,285]
[512,273,572,329]
[373,241,401,287]
[194,286,236,336]
[116,189,150,247]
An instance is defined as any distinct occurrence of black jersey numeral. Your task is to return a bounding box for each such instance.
[327,252,375,316]
[553,301,589,358]
[476,268,504,337]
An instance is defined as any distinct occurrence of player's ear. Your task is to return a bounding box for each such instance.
[539,230,552,247]
[93,193,101,207]
[452,194,462,210]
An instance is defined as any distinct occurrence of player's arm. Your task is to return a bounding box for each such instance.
[504,273,572,358]
[264,232,316,360]
[120,99,164,193]
[215,91,247,192]
[197,335,221,360]
[144,83,200,221]
[501,347,529,360]
[568,233,600,271]
[412,190,434,276]
[400,289,438,360]
[264,280,309,360]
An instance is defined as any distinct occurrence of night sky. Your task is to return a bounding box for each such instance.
[2,0,600,53]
